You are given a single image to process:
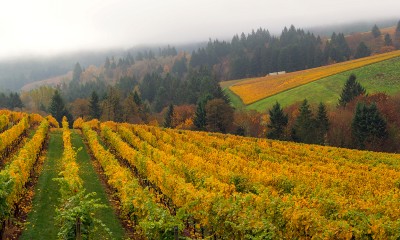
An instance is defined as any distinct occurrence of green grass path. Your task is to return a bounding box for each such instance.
[71,130,126,239]
[20,130,62,239]
[20,130,126,239]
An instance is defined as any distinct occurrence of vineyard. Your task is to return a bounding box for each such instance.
[0,110,399,239]
[228,50,400,105]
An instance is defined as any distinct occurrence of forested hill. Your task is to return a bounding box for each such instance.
[190,22,400,81]
[2,20,399,92]
[0,51,118,91]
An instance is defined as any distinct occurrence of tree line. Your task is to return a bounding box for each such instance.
[190,21,400,80]
[0,92,23,109]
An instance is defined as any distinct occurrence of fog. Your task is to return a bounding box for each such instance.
[0,0,399,58]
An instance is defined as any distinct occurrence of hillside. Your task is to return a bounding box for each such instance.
[21,71,73,91]
[1,110,399,239]
[308,18,398,37]
[246,56,400,111]
[346,26,397,54]
[223,51,400,111]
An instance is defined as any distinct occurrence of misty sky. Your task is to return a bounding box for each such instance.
[1,0,399,58]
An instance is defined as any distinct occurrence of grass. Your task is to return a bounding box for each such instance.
[224,88,245,109]
[228,56,400,111]
[71,130,126,239]
[20,130,63,239]
[20,130,127,239]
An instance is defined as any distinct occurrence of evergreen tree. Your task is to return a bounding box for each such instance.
[325,32,351,62]
[136,52,144,61]
[172,55,188,77]
[153,86,168,112]
[163,104,174,128]
[266,102,288,140]
[291,99,316,144]
[89,91,101,119]
[9,92,23,109]
[371,24,381,38]
[352,103,387,149]
[49,90,71,125]
[338,74,366,107]
[230,53,249,79]
[384,33,393,46]
[354,42,371,59]
[0,93,6,108]
[315,102,329,145]
[72,62,83,82]
[126,52,135,65]
[397,20,400,32]
[395,20,400,49]
[133,90,142,105]
[104,57,111,69]
[110,57,117,69]
[193,95,212,130]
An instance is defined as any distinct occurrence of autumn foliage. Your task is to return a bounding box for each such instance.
[0,118,49,229]
[0,117,29,159]
[76,119,400,239]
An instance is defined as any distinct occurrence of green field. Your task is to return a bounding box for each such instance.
[224,57,400,111]
[224,87,245,109]
[20,130,126,239]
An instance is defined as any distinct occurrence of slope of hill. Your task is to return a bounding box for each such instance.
[21,71,73,91]
[227,50,400,106]
[83,120,400,238]
[346,26,397,53]
[242,56,400,111]
[308,18,398,37]
[2,110,400,238]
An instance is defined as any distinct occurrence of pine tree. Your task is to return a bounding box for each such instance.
[49,90,71,125]
[267,102,288,140]
[0,93,6,108]
[325,32,351,62]
[315,102,329,145]
[9,92,23,109]
[292,99,316,144]
[397,20,400,32]
[193,95,212,130]
[352,103,387,149]
[354,42,371,59]
[163,104,174,128]
[133,90,142,105]
[89,91,101,119]
[153,87,168,112]
[104,57,111,69]
[338,74,366,107]
[172,55,188,77]
[72,62,82,82]
[395,20,400,49]
[384,33,393,46]
[371,24,381,38]
[110,57,117,69]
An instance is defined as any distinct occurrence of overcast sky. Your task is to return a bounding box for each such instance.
[0,0,399,58]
